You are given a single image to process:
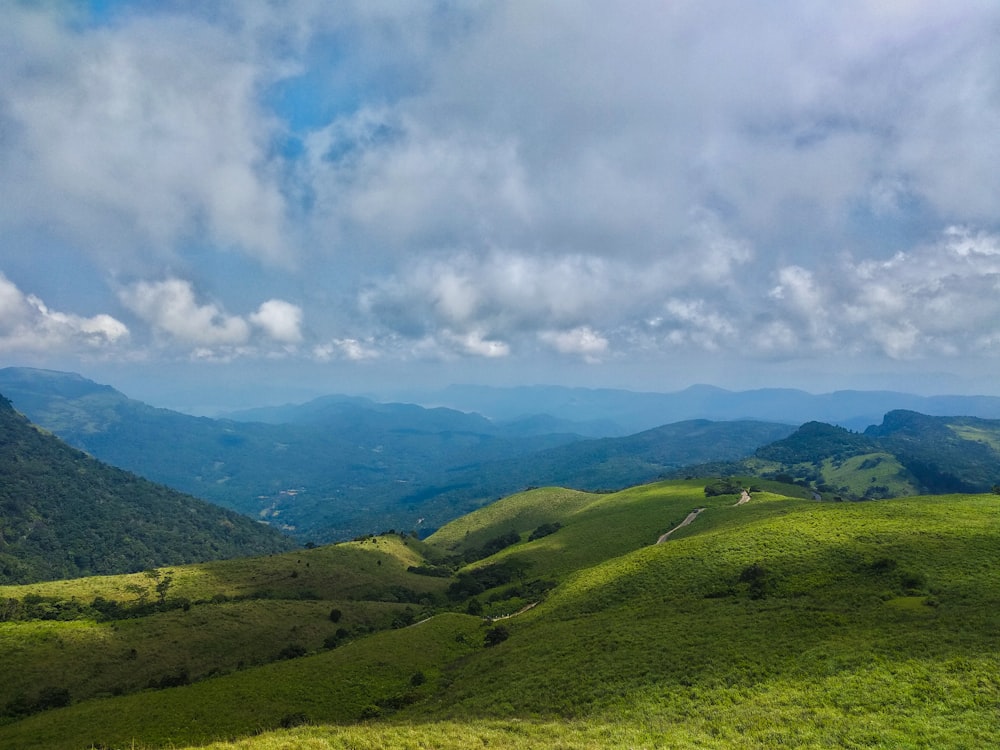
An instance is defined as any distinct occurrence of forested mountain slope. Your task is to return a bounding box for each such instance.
[0,394,294,584]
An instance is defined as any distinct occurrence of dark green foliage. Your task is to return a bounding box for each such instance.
[738,562,773,599]
[459,531,521,563]
[865,411,1000,493]
[704,478,742,496]
[528,522,561,541]
[755,422,874,464]
[279,712,309,728]
[4,686,71,718]
[410,670,426,687]
[391,608,417,628]
[277,644,308,660]
[148,670,190,689]
[483,624,510,647]
[407,564,453,577]
[447,560,527,601]
[0,393,294,584]
[329,608,343,623]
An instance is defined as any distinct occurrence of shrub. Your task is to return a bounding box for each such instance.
[484,625,510,647]
[277,643,308,660]
[528,522,561,541]
[279,712,309,728]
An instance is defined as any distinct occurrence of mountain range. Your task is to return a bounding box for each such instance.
[0,368,795,540]
[405,382,1000,433]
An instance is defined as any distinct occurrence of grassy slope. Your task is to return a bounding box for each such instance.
[0,536,449,716]
[1,482,999,748]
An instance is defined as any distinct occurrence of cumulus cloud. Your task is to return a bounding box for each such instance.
[538,327,609,362]
[5,2,1000,386]
[0,5,289,268]
[250,300,303,344]
[761,227,1000,360]
[118,278,303,355]
[120,279,251,347]
[0,273,128,353]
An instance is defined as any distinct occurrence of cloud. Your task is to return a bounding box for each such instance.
[0,5,289,269]
[538,327,609,362]
[5,2,1000,389]
[0,273,128,353]
[120,279,251,347]
[762,227,1000,360]
[313,338,380,362]
[250,300,303,344]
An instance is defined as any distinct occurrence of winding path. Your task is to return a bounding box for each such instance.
[656,508,705,544]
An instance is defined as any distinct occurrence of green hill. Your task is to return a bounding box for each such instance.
[1,478,997,748]
[0,394,294,584]
[682,411,1000,501]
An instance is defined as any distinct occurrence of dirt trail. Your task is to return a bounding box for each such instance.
[735,489,751,505]
[486,601,540,622]
[656,508,705,544]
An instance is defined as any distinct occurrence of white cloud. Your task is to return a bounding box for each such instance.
[119,279,250,347]
[539,327,609,362]
[5,2,1000,387]
[312,338,379,362]
[0,5,289,268]
[0,273,128,353]
[250,300,303,344]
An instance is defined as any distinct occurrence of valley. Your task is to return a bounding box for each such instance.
[2,368,1000,747]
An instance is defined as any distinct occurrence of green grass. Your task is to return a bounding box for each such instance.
[425,486,598,553]
[2,485,999,748]
[820,452,916,498]
[0,613,485,750]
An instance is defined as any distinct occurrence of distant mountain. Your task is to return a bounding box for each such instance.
[0,368,585,541]
[0,368,795,541]
[407,383,1000,433]
[683,410,1000,499]
[0,393,294,584]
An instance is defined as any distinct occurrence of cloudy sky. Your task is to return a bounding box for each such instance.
[3,1,1000,411]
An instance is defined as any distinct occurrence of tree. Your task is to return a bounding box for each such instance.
[484,624,509,647]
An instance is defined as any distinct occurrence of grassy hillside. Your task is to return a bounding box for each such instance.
[1,479,997,748]
[685,412,1000,501]
[0,394,294,584]
[0,534,449,724]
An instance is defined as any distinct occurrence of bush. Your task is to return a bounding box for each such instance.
[329,608,343,623]
[277,643,308,660]
[528,522,561,541]
[279,712,309,728]
[484,625,510,647]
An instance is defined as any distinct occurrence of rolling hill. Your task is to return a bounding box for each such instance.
[0,476,997,748]
[0,394,295,584]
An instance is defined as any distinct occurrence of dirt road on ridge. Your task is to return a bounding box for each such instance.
[656,508,705,544]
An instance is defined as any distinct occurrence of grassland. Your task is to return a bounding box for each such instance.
[1,482,998,748]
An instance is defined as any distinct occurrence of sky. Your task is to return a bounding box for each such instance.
[2,1,1000,412]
